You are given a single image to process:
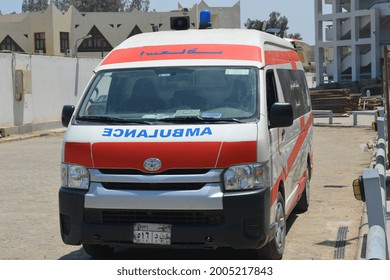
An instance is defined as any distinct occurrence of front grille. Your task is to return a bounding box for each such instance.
[102,182,205,191]
[85,209,224,226]
[98,169,211,175]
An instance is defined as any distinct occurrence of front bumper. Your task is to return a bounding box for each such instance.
[59,186,271,250]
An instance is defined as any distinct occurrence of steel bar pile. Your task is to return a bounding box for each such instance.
[310,89,355,113]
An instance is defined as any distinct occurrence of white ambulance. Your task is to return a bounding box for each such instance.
[60,28,313,259]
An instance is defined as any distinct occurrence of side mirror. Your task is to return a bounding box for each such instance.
[62,105,75,127]
[269,103,293,128]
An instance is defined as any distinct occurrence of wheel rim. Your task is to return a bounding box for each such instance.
[274,202,286,249]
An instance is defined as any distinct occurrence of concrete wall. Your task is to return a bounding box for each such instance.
[0,52,100,135]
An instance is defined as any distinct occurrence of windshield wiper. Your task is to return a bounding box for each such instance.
[156,116,244,123]
[76,116,153,125]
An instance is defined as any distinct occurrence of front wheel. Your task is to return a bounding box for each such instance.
[259,192,286,260]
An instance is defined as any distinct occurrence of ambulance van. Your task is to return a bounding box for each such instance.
[60,28,313,259]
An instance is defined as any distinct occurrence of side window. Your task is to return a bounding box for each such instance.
[276,69,311,118]
[266,70,278,118]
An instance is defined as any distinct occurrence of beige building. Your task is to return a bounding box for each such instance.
[0,1,240,58]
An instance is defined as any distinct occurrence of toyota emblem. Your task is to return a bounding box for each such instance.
[143,158,162,172]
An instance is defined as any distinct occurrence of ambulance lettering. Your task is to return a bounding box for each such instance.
[102,127,213,138]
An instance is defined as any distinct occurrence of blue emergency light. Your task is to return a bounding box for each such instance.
[199,10,212,29]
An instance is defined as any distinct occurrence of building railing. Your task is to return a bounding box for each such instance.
[352,111,377,126]
[353,107,389,260]
[312,110,333,124]
[312,110,377,126]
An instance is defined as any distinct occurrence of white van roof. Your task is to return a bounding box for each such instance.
[98,28,302,70]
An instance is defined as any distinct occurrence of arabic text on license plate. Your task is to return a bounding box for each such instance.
[133,223,171,245]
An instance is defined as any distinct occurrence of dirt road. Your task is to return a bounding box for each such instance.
[0,126,375,259]
[283,126,375,259]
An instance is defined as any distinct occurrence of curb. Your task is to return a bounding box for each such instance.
[0,128,66,143]
[355,134,390,259]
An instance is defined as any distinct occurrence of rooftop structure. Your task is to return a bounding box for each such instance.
[0,1,240,58]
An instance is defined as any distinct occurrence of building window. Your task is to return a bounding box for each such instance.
[0,35,24,52]
[34,32,46,53]
[78,26,113,52]
[60,32,69,53]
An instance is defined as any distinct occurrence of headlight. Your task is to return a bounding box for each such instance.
[223,163,269,191]
[61,163,90,190]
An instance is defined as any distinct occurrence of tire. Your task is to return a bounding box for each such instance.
[82,244,115,259]
[295,162,311,213]
[260,192,286,260]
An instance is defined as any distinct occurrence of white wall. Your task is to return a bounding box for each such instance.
[0,54,14,129]
[0,53,100,135]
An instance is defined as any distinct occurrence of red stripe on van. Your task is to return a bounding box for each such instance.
[64,142,93,167]
[264,50,300,69]
[287,116,312,176]
[216,141,257,167]
[91,142,219,171]
[90,141,256,172]
[101,44,262,65]
[271,114,313,204]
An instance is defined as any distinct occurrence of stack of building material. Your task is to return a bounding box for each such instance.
[359,96,384,110]
[349,94,361,111]
[309,89,354,113]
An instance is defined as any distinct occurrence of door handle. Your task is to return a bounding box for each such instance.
[281,128,286,142]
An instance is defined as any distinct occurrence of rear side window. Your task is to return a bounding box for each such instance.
[276,69,311,118]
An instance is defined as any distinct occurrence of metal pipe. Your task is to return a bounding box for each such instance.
[367,225,386,260]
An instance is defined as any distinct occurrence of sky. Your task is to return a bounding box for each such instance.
[0,0,315,45]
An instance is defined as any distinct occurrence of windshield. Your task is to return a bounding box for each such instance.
[77,67,258,123]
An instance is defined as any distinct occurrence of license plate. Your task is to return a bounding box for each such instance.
[133,223,171,245]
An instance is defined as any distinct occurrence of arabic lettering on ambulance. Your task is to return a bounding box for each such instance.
[140,48,223,58]
[102,127,213,138]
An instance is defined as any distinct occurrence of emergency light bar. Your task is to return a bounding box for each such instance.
[170,10,212,30]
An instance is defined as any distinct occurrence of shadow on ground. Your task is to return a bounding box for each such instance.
[58,212,301,260]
